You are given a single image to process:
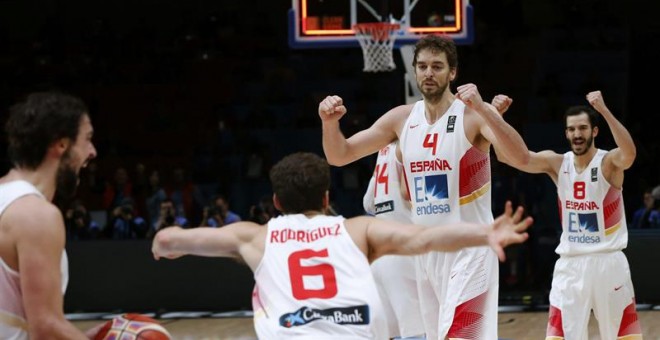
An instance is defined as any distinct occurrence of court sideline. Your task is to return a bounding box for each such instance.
[72,310,660,339]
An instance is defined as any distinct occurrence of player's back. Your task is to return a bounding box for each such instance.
[252,214,386,339]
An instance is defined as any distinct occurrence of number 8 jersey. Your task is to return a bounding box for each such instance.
[252,214,386,340]
[556,149,628,256]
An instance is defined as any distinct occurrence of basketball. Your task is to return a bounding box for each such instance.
[93,313,172,340]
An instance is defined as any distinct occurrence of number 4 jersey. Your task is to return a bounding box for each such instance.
[252,214,386,340]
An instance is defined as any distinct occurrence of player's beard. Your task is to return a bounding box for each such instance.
[418,75,450,104]
[569,134,594,156]
[55,148,79,200]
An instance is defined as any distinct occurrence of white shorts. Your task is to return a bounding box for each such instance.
[415,246,499,340]
[546,251,642,340]
[371,255,425,338]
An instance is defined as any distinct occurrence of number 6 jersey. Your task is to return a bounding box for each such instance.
[252,214,386,340]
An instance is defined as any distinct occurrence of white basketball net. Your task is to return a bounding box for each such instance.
[353,23,400,72]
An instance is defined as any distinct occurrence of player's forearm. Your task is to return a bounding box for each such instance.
[413,223,489,253]
[478,104,530,166]
[29,319,89,340]
[154,227,235,259]
[322,121,352,166]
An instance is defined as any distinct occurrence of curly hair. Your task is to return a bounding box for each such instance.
[412,34,458,70]
[5,91,88,170]
[269,152,330,214]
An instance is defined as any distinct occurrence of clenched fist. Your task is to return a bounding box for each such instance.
[318,95,348,123]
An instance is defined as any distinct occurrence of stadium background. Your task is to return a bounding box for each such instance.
[0,0,659,314]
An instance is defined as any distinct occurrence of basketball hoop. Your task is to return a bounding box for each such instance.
[352,22,400,72]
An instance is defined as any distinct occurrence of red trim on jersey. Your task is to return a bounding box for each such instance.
[458,147,490,198]
[618,298,642,337]
[251,284,268,317]
[603,187,624,231]
[546,305,564,338]
[446,291,487,338]
[402,163,412,202]
[557,198,562,224]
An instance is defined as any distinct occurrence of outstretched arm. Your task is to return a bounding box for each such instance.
[457,84,529,168]
[587,91,636,171]
[360,201,532,262]
[489,94,563,181]
[151,222,265,270]
[319,95,405,166]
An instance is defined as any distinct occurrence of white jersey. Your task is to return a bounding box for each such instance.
[362,142,424,338]
[556,149,628,256]
[399,99,499,339]
[400,99,493,226]
[252,214,386,340]
[363,142,410,223]
[0,180,69,340]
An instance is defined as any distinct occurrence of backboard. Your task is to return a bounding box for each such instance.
[288,0,473,48]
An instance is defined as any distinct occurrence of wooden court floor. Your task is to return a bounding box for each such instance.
[73,310,660,339]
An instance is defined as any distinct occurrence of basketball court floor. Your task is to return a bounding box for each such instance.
[72,310,660,339]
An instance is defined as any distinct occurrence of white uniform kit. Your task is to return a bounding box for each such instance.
[400,99,499,339]
[252,214,386,340]
[0,181,69,340]
[363,142,424,338]
[546,150,642,339]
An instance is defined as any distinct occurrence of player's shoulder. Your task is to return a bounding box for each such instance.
[6,195,59,220]
[536,150,565,172]
[344,215,374,231]
[2,195,62,236]
[380,104,416,129]
[389,103,415,116]
[538,150,564,158]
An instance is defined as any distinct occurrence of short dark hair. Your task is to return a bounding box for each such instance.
[564,105,599,129]
[269,152,330,214]
[5,91,88,169]
[412,34,458,70]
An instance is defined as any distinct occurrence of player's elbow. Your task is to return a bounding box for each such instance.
[620,148,637,169]
[154,230,175,253]
[507,150,530,168]
[325,154,352,167]
[325,157,344,167]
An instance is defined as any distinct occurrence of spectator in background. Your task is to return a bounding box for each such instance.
[106,197,148,239]
[630,188,660,229]
[148,198,189,238]
[76,159,106,211]
[652,185,660,202]
[64,199,102,240]
[167,166,195,219]
[145,169,167,228]
[200,204,225,228]
[248,194,278,224]
[200,193,241,227]
[102,166,133,213]
[131,162,149,218]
